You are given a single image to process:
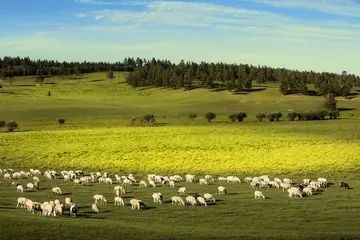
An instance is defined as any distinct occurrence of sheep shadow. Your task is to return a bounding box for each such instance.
[62,192,72,196]
[142,206,156,211]
[226,193,239,195]
[122,196,135,199]
[88,79,104,83]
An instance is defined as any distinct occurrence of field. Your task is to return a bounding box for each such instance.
[1,72,360,239]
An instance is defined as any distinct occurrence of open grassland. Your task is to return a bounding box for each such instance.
[1,173,360,240]
[1,72,360,239]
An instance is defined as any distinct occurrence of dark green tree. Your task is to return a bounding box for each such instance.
[5,121,18,132]
[205,112,216,123]
[324,93,337,110]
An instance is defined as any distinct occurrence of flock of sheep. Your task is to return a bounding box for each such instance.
[1,168,348,217]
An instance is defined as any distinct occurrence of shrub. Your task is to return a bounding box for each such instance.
[275,112,282,121]
[48,91,51,97]
[256,113,266,122]
[228,114,237,122]
[324,93,337,110]
[0,120,5,128]
[287,112,298,121]
[143,114,156,126]
[5,121,18,132]
[188,113,197,119]
[205,112,216,123]
[266,113,276,122]
[328,110,340,119]
[236,112,247,122]
[58,119,65,127]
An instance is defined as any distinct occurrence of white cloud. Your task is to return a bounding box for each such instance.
[251,0,360,17]
[75,0,117,5]
[73,12,88,18]
[95,15,104,20]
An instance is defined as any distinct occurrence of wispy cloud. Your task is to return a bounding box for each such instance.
[75,0,117,5]
[251,0,360,17]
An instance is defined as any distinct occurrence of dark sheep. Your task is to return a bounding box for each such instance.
[340,182,350,189]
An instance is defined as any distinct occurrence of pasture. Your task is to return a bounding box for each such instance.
[1,72,360,239]
[1,171,360,240]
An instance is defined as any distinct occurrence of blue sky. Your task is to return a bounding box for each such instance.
[1,0,360,75]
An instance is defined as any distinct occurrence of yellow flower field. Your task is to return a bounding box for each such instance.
[2,123,360,174]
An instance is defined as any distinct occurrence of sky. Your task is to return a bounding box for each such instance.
[0,0,360,75]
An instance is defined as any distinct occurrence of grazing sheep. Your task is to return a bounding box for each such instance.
[204,193,216,203]
[186,196,197,206]
[17,197,28,208]
[280,182,291,192]
[197,197,207,206]
[53,204,63,216]
[114,197,125,206]
[244,177,253,183]
[178,187,186,195]
[254,191,265,199]
[218,186,227,194]
[33,181,39,190]
[139,180,147,187]
[199,178,207,185]
[52,187,63,195]
[12,181,19,188]
[318,178,328,188]
[130,199,145,210]
[115,175,122,184]
[12,172,21,179]
[63,175,70,181]
[93,194,107,204]
[70,204,79,217]
[122,179,132,186]
[73,179,81,185]
[169,180,175,188]
[269,181,280,188]
[288,188,303,198]
[75,170,84,176]
[303,179,311,185]
[114,185,126,194]
[204,175,213,182]
[218,177,227,182]
[105,178,113,184]
[17,185,24,193]
[42,203,54,216]
[232,177,241,183]
[54,199,61,205]
[4,173,11,180]
[250,181,260,189]
[64,197,73,208]
[27,183,34,191]
[171,196,185,206]
[92,203,99,213]
[152,193,163,204]
[148,180,156,188]
[185,174,196,183]
[283,178,292,185]
[340,182,350,189]
[33,176,40,183]
[115,190,121,197]
[302,186,313,196]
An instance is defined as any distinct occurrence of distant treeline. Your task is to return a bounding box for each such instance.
[1,56,359,96]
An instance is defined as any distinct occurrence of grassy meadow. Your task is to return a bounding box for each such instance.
[1,72,360,239]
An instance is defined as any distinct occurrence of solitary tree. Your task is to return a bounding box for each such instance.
[236,112,247,122]
[58,119,65,127]
[48,91,51,97]
[205,112,216,123]
[5,121,18,132]
[107,70,114,82]
[324,93,337,110]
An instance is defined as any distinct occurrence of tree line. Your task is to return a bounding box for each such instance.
[1,56,359,96]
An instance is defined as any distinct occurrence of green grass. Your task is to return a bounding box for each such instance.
[1,72,360,239]
[1,174,360,240]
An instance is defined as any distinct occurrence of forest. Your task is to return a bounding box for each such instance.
[1,56,359,96]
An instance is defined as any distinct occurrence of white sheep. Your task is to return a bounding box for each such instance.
[254,191,265,199]
[114,185,126,194]
[74,179,81,185]
[232,177,241,183]
[148,180,156,188]
[218,177,227,182]
[93,194,107,204]
[204,193,216,203]
[105,178,113,184]
[283,178,292,185]
[178,187,186,195]
[302,186,313,196]
[27,183,34,191]
[139,180,147,187]
[197,197,207,206]
[115,190,121,197]
[64,197,73,208]
[53,204,63,216]
[303,179,311,185]
[199,178,207,185]
[54,199,61,205]
[17,185,24,193]
[318,178,328,187]
[4,173,11,180]
[12,181,19,188]
[16,197,28,208]
[33,176,40,183]
[244,177,253,183]
[114,197,125,206]
[280,182,291,192]
[186,196,197,206]
[169,180,175,187]
[152,193,163,204]
[204,175,213,182]
[122,179,132,186]
[52,187,63,195]
[12,172,21,179]
[171,196,185,206]
[92,203,99,213]
[287,188,302,198]
[130,199,145,210]
[185,174,195,183]
[218,186,227,194]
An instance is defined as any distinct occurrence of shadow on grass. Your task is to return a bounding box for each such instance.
[88,79,104,83]
[44,82,56,85]
[142,206,156,211]
[15,84,36,87]
[154,123,167,127]
[337,108,356,111]
[227,193,239,195]
[62,192,72,196]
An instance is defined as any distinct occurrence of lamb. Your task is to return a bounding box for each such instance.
[171,196,185,206]
[114,197,125,206]
[186,196,197,206]
[93,194,107,204]
[139,180,147,187]
[148,180,156,188]
[169,180,175,188]
[92,203,99,213]
[105,178,113,184]
[287,188,303,198]
[199,178,207,185]
[52,187,63,195]
[340,182,350,189]
[17,185,24,193]
[218,186,227,194]
[152,193,163,204]
[17,197,28,208]
[113,185,125,195]
[204,193,216,203]
[53,204,63,216]
[130,199,145,210]
[302,186,313,196]
[197,197,207,206]
[177,187,186,195]
[254,191,265,199]
[27,183,34,191]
